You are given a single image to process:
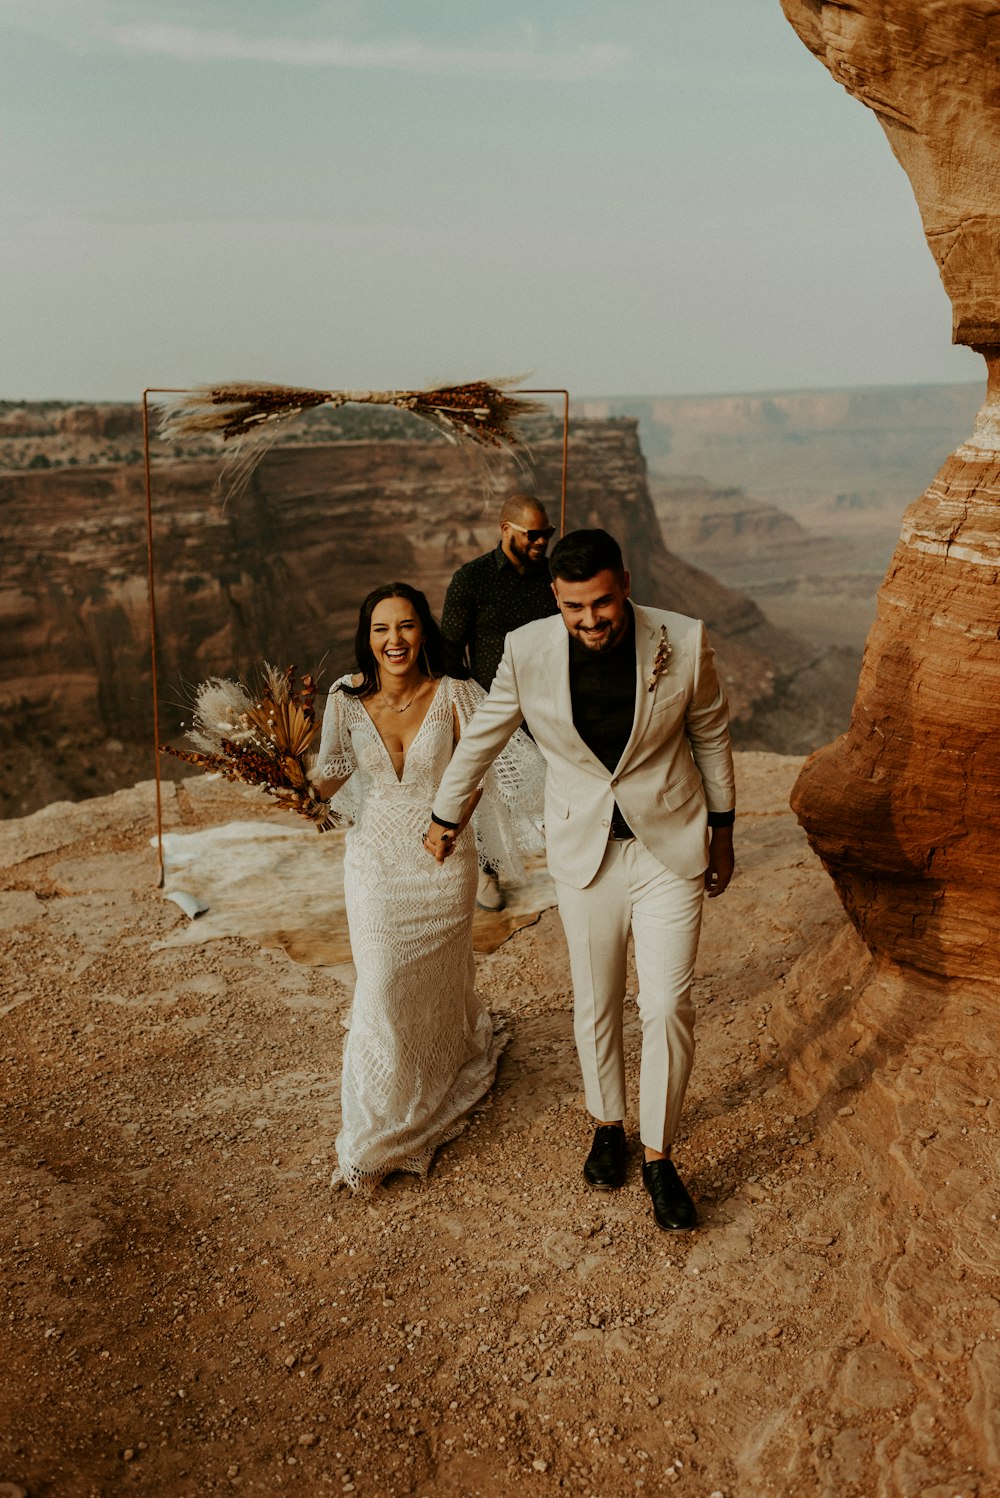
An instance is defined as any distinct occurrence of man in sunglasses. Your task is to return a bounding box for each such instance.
[441,492,559,910]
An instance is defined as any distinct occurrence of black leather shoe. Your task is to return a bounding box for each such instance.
[642,1159,697,1230]
[583,1124,628,1190]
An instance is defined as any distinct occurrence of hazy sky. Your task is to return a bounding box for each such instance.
[1,0,982,401]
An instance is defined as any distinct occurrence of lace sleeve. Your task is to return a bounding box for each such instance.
[312,679,362,827]
[450,677,546,885]
[314,680,357,781]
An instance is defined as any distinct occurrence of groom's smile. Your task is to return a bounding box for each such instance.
[551,566,632,653]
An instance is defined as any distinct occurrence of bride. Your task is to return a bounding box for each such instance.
[310,582,541,1190]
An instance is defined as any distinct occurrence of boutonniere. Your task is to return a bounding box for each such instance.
[647,625,672,692]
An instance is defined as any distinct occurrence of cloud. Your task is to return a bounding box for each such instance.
[103,22,629,81]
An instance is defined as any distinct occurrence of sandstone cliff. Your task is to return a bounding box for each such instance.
[782,1,1000,981]
[782,0,1000,347]
[0,412,849,816]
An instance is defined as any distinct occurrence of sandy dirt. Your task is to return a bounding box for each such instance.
[0,754,996,1497]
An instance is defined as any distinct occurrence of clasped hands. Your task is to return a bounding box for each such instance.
[422,821,456,864]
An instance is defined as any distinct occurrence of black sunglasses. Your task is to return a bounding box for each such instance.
[507,522,555,543]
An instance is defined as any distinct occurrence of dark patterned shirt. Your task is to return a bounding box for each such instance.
[441,544,558,689]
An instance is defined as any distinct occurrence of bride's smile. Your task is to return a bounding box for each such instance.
[369,597,425,685]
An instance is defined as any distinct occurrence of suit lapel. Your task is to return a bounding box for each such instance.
[612,604,658,775]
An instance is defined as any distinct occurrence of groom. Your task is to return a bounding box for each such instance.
[423,528,735,1231]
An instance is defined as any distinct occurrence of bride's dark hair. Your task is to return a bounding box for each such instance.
[337,582,468,699]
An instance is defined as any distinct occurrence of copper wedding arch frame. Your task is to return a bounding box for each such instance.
[141,386,570,883]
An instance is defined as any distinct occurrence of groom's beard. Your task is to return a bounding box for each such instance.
[574,615,628,652]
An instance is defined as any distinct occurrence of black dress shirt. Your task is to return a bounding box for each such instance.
[568,609,638,837]
[441,544,558,690]
[569,606,735,834]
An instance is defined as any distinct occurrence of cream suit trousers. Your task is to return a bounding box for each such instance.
[554,837,704,1153]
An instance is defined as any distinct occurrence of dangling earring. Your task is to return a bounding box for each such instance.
[420,644,431,678]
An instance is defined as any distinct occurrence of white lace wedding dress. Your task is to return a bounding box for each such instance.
[314,674,543,1190]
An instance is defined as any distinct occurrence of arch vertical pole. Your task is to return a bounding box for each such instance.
[521,388,570,534]
[142,386,188,886]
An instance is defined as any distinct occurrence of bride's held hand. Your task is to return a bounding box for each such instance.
[422,824,455,863]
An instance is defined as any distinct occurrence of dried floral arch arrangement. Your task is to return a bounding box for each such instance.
[141,377,570,881]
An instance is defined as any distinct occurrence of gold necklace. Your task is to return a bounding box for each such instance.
[380,689,416,714]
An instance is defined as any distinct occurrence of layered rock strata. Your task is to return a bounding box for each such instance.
[782,0,1000,345]
[783,2,1000,978]
[791,379,1000,978]
[0,415,822,814]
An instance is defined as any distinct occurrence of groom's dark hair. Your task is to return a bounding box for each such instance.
[548,528,625,583]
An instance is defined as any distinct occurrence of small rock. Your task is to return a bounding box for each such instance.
[532,1459,548,1472]
[766,1326,783,1340]
[122,1449,135,1462]
[972,1096,990,1108]
[836,1106,854,1117]
[298,1433,318,1448]
[647,1394,661,1408]
[284,1354,297,1369]
[915,1128,936,1141]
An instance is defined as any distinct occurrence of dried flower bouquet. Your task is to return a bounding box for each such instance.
[161,664,339,831]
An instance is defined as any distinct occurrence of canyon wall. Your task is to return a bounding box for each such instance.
[782,0,1000,347]
[781,1,1000,979]
[582,384,983,521]
[0,414,836,815]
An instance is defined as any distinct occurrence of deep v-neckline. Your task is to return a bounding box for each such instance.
[358,680,446,783]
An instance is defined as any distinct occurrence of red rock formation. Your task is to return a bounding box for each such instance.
[782,0,1000,345]
[56,404,144,441]
[1,416,824,814]
[783,2,1000,977]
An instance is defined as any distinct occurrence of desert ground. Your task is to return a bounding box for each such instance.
[1,754,995,1497]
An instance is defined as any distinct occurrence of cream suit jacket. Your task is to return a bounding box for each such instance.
[433,603,736,889]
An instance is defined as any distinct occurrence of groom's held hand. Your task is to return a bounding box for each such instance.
[704,825,734,899]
